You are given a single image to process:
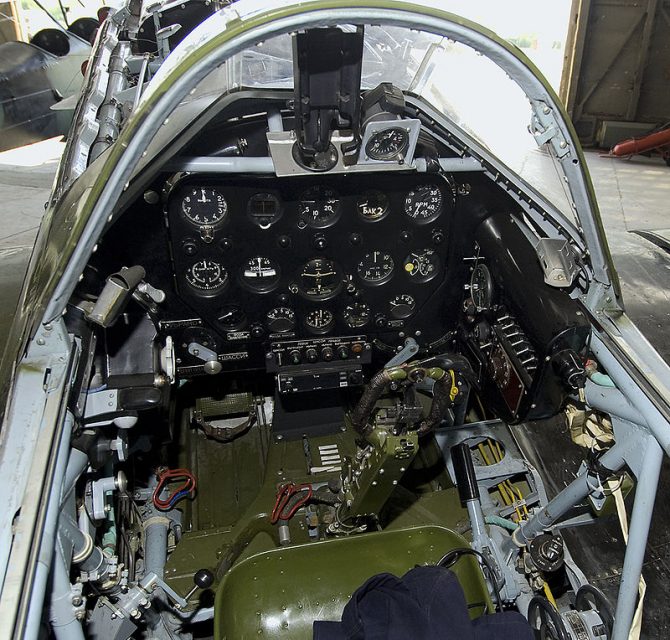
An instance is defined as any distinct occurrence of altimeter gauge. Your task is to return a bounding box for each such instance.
[185,259,228,294]
[365,127,410,161]
[180,187,228,226]
[357,251,394,285]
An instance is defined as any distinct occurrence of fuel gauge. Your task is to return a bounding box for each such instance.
[389,294,416,319]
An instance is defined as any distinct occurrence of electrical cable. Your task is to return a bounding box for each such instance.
[437,547,503,613]
[152,468,197,511]
[270,483,313,523]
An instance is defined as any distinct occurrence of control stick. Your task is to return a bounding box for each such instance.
[183,568,214,603]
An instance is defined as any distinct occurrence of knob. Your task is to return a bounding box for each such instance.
[306,348,318,363]
[289,350,302,365]
[203,360,222,375]
[432,229,445,245]
[337,346,349,360]
[313,234,327,250]
[321,346,334,362]
[219,237,233,251]
[277,235,291,249]
[182,239,197,256]
[375,314,388,329]
[194,569,214,590]
[348,371,363,385]
[349,233,362,245]
[251,324,264,339]
[399,230,411,243]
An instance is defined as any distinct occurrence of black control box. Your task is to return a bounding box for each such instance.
[267,336,371,394]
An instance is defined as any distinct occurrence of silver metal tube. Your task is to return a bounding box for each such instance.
[170,156,275,173]
[49,544,86,640]
[414,157,484,172]
[584,379,646,426]
[24,413,76,640]
[612,437,663,640]
[515,443,627,545]
[144,515,170,579]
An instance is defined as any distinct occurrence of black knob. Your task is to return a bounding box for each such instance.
[277,235,292,249]
[251,324,264,339]
[432,229,445,245]
[349,233,362,246]
[306,348,318,363]
[321,346,334,362]
[399,230,411,243]
[313,234,327,250]
[194,568,214,590]
[182,239,197,256]
[375,314,388,329]
[219,237,233,251]
[289,350,302,365]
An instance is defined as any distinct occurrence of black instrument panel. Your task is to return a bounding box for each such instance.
[166,172,457,373]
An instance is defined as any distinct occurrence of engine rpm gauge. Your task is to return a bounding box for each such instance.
[343,302,371,328]
[185,259,228,294]
[298,186,341,228]
[266,307,296,333]
[357,251,394,285]
[470,263,494,311]
[365,127,409,161]
[404,184,442,223]
[305,309,335,334]
[181,187,228,226]
[389,294,416,319]
[403,249,440,283]
[240,256,280,292]
[357,190,389,221]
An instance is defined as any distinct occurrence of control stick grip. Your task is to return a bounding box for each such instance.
[451,442,480,506]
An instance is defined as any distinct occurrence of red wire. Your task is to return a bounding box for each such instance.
[152,468,197,510]
[270,483,313,523]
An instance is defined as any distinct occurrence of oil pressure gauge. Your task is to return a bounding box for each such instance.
[389,294,416,319]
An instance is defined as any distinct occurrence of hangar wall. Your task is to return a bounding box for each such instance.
[560,0,670,145]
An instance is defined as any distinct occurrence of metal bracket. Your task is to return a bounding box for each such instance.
[535,237,580,288]
[530,101,570,159]
[385,337,420,368]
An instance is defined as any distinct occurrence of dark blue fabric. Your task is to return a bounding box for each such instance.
[313,566,534,640]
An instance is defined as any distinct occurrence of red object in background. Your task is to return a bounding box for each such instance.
[611,127,670,165]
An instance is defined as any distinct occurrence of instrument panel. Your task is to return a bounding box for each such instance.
[165,173,456,374]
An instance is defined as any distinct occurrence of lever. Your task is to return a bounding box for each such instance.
[183,569,214,603]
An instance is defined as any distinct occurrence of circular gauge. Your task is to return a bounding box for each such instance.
[298,186,341,228]
[305,309,335,334]
[266,307,296,333]
[343,302,371,328]
[248,192,282,227]
[240,256,281,292]
[185,259,228,293]
[181,187,228,226]
[389,294,416,319]
[403,249,441,283]
[470,263,494,311]
[404,184,443,222]
[299,258,343,300]
[357,190,389,222]
[217,305,246,331]
[365,127,410,161]
[357,251,394,285]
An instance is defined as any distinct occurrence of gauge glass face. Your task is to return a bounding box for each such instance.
[248,192,282,227]
[470,263,493,311]
[266,307,296,333]
[299,258,342,299]
[343,303,371,328]
[305,309,335,334]
[365,127,409,161]
[185,259,228,293]
[218,305,246,330]
[181,187,227,226]
[389,294,416,319]
[298,186,341,228]
[241,256,280,292]
[403,249,440,283]
[404,184,442,222]
[357,190,389,221]
[357,251,394,285]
